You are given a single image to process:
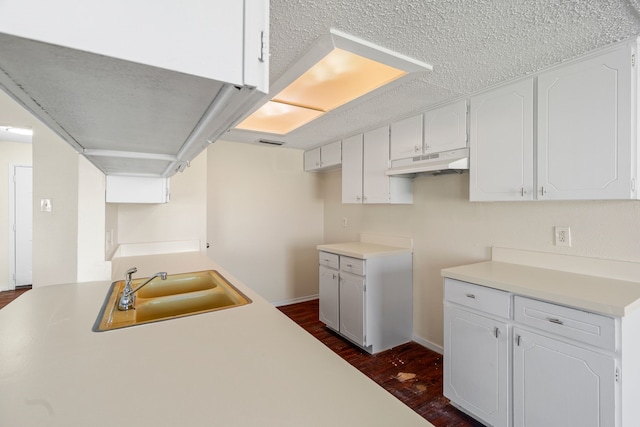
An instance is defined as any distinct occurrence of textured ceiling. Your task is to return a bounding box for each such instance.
[224,0,640,150]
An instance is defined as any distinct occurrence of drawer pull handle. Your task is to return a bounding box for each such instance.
[547,317,564,325]
[465,293,476,299]
[346,264,353,267]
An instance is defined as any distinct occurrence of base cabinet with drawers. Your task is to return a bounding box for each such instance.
[318,250,412,354]
[443,277,637,427]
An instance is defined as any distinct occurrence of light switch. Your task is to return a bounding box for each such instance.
[40,198,52,212]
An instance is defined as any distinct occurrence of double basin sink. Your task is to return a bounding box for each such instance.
[94,270,251,331]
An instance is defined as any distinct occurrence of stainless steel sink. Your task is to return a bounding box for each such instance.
[93,270,251,331]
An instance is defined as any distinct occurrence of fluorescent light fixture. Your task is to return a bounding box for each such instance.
[236,29,432,135]
[0,125,33,143]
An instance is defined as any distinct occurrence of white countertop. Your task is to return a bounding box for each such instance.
[442,260,640,317]
[317,242,412,259]
[0,252,431,427]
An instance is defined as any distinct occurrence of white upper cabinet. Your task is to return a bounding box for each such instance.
[390,100,468,163]
[342,134,364,204]
[390,114,423,161]
[305,140,342,172]
[342,128,412,204]
[470,40,638,201]
[470,79,534,201]
[304,148,322,171]
[0,0,269,178]
[363,126,413,204]
[537,45,634,200]
[424,100,468,155]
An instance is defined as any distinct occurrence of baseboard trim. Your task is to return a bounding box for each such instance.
[412,334,443,354]
[272,294,319,307]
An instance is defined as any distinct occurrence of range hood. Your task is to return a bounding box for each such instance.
[0,0,268,178]
[386,148,469,176]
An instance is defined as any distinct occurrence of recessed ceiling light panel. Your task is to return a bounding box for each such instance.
[235,29,432,135]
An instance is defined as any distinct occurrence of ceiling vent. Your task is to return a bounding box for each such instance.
[258,139,285,146]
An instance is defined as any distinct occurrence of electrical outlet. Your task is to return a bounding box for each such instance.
[555,226,571,247]
[342,217,348,228]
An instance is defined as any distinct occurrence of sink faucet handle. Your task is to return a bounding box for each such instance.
[125,267,138,279]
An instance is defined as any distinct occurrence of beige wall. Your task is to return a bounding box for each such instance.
[0,89,80,287]
[0,141,32,290]
[206,141,324,303]
[322,169,640,350]
[115,150,208,251]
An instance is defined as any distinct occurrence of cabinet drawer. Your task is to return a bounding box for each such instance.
[444,278,511,319]
[340,256,365,276]
[319,251,339,269]
[514,296,616,351]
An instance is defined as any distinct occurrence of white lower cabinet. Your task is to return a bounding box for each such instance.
[444,305,510,427]
[319,264,339,330]
[339,272,366,346]
[318,250,412,354]
[444,278,623,427]
[513,328,615,427]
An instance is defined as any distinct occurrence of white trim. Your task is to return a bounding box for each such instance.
[272,294,319,307]
[7,163,32,291]
[412,334,443,355]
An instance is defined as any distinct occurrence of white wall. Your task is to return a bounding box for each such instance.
[0,89,81,287]
[0,141,32,290]
[322,169,640,350]
[206,141,324,304]
[77,156,111,282]
[115,150,208,251]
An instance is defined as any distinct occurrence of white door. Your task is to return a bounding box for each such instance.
[362,126,390,204]
[513,328,616,427]
[14,165,33,287]
[319,265,339,331]
[390,114,423,161]
[341,134,363,204]
[470,78,534,201]
[444,305,510,427]
[424,100,468,155]
[537,45,633,200]
[339,272,366,347]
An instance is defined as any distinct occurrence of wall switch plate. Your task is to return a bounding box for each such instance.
[555,226,571,247]
[40,198,52,212]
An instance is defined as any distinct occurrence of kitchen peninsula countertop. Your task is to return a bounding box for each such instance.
[0,252,431,427]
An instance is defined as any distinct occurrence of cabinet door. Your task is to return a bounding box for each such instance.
[513,328,616,427]
[321,140,342,168]
[537,46,633,200]
[341,134,363,203]
[339,272,366,347]
[444,305,510,427]
[363,126,390,204]
[319,265,339,331]
[470,78,534,201]
[390,114,423,161]
[304,148,321,171]
[424,100,467,155]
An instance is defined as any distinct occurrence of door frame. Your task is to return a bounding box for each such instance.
[8,163,32,291]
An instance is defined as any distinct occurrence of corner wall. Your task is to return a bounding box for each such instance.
[322,169,640,350]
[206,141,324,303]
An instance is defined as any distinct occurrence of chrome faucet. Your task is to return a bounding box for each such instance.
[118,268,167,311]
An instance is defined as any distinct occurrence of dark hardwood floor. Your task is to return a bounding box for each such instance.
[0,286,31,310]
[277,299,484,427]
[1,289,481,426]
